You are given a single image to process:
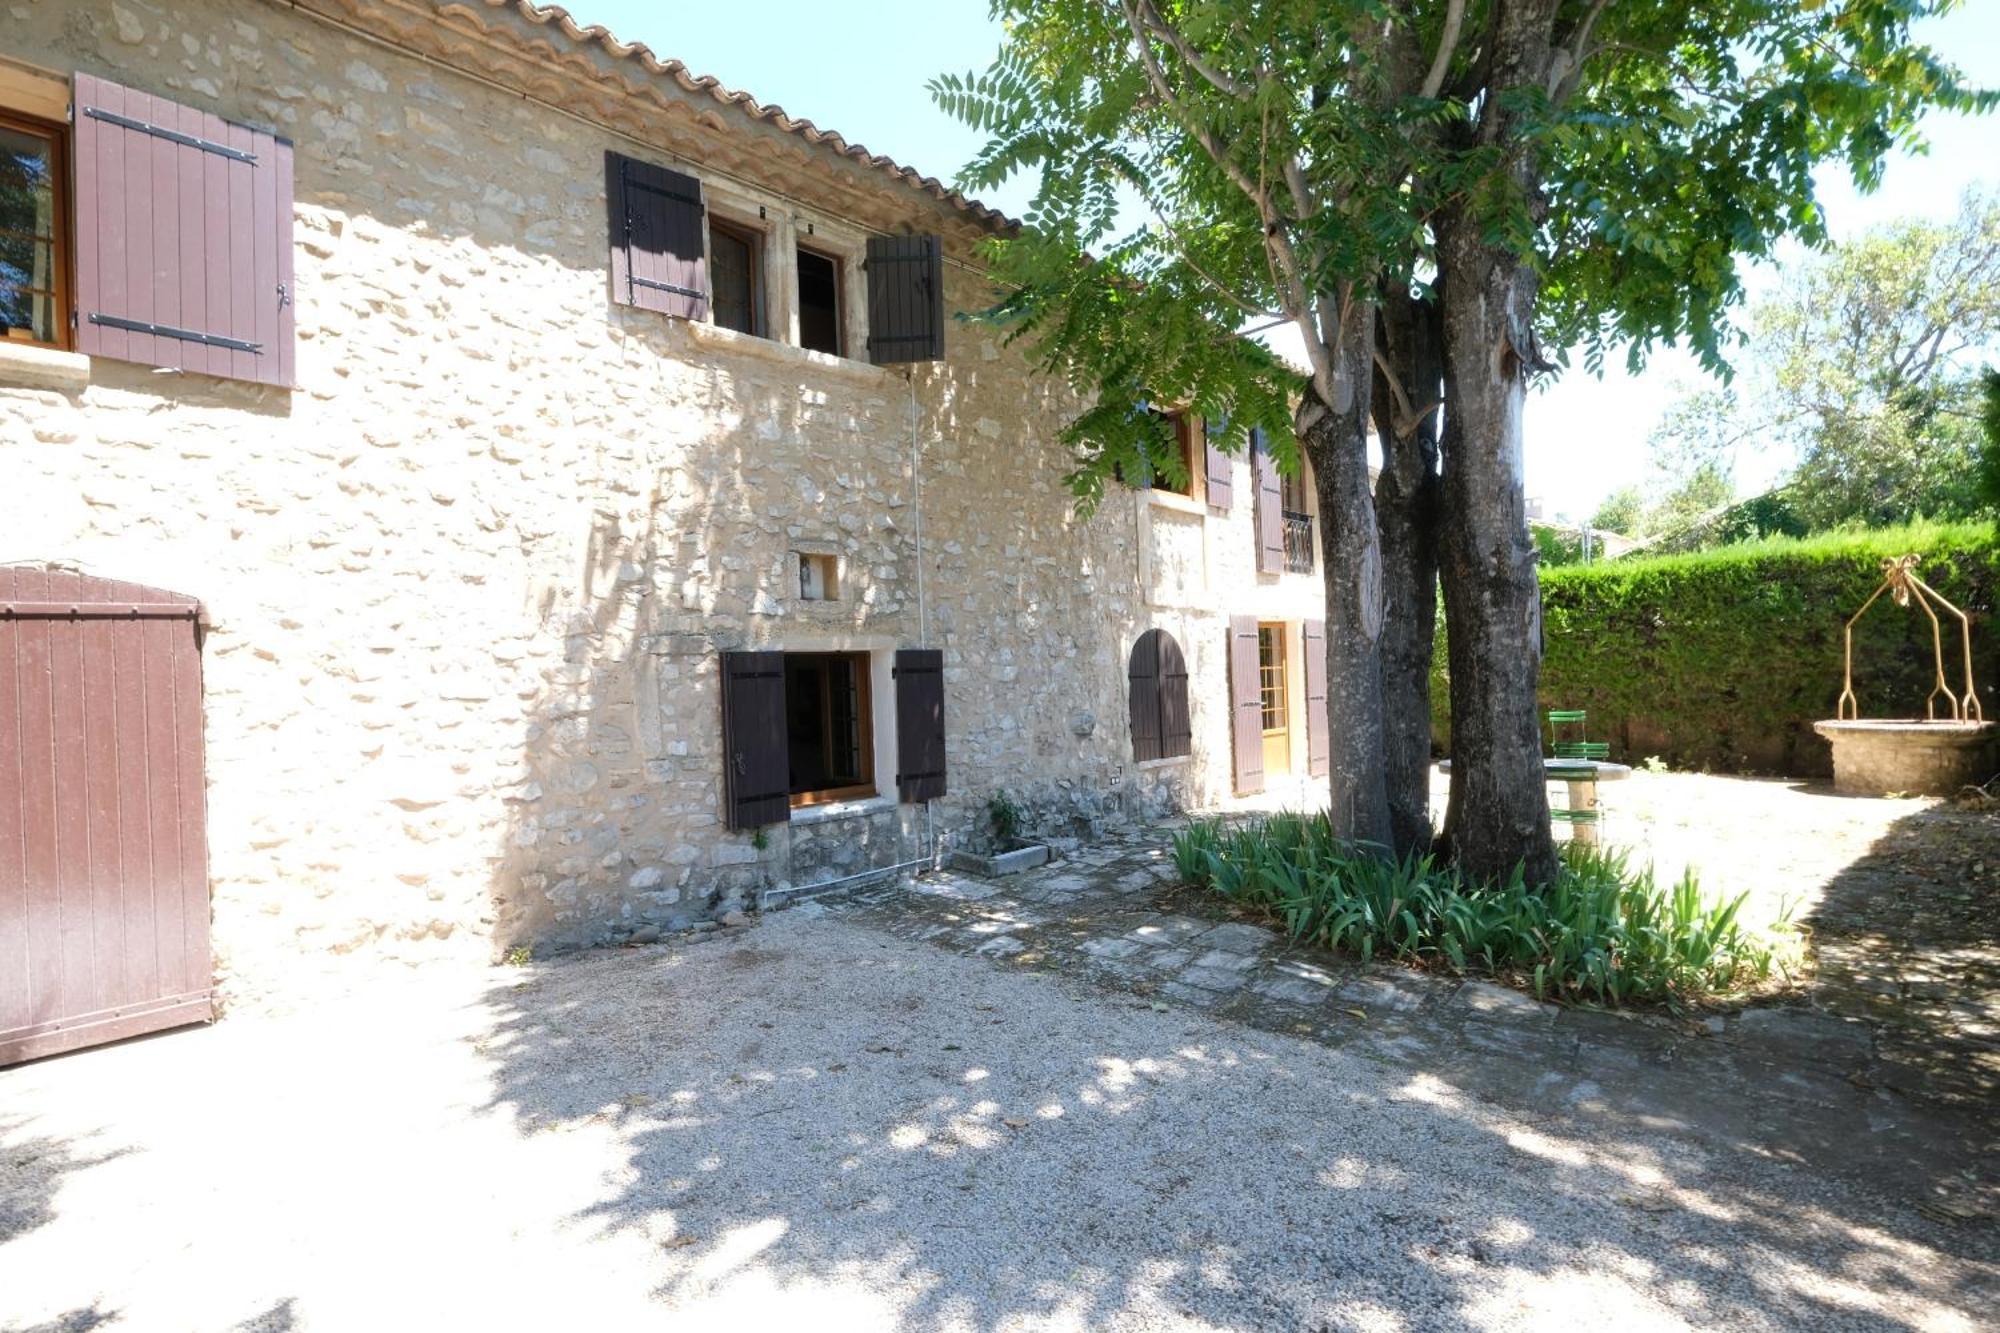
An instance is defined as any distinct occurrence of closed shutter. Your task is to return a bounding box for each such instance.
[719,651,788,830]
[73,73,294,386]
[607,151,707,319]
[866,234,944,363]
[1252,429,1285,574]
[1128,631,1161,763]
[1227,615,1264,795]
[894,648,947,801]
[1157,631,1192,759]
[1303,619,1329,778]
[1203,420,1234,511]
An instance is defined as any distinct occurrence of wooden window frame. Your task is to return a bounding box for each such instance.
[786,650,876,807]
[707,213,766,338]
[795,242,843,357]
[0,108,71,352]
[1258,623,1289,734]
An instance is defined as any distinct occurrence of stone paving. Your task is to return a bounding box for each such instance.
[820,820,1999,1229]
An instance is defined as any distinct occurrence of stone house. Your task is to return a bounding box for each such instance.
[0,0,1331,1014]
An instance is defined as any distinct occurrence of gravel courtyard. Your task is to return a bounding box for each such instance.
[3,890,1995,1332]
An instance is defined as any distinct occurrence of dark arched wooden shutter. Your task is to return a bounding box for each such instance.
[1252,430,1285,574]
[1228,615,1265,794]
[719,652,789,829]
[1128,631,1162,762]
[1303,619,1329,778]
[1157,631,1192,759]
[895,649,947,801]
[73,73,294,386]
[607,151,707,319]
[866,235,944,363]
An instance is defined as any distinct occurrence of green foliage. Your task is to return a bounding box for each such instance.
[989,789,1024,848]
[1649,192,2000,532]
[1591,487,1646,536]
[1172,813,1793,1006]
[1434,521,2000,773]
[1532,523,1587,567]
[1978,368,2000,513]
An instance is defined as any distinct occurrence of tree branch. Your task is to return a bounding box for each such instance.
[1132,0,1253,100]
[1420,0,1467,100]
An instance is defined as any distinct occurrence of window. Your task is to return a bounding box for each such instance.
[1128,629,1192,762]
[1,112,67,349]
[1259,625,1288,732]
[709,217,763,336]
[1151,412,1198,496]
[797,552,838,601]
[785,652,873,805]
[797,246,841,355]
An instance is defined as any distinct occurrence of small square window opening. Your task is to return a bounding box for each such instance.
[797,552,838,601]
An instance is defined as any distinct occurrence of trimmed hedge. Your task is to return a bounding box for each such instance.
[1432,521,2000,776]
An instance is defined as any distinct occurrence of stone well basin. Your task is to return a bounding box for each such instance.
[1813,719,1999,796]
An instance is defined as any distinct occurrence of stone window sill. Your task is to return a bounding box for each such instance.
[1144,490,1206,518]
[789,792,897,826]
[1137,755,1190,772]
[686,320,894,385]
[0,341,89,393]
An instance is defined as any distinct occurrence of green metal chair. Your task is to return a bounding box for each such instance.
[1546,709,1606,834]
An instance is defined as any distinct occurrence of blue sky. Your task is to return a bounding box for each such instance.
[570,1,2000,520]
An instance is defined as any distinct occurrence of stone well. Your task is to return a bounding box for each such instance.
[1812,719,1999,796]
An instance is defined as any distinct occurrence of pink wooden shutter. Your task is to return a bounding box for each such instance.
[1303,620,1329,778]
[1203,420,1234,511]
[73,73,293,387]
[1157,631,1192,759]
[606,151,708,320]
[1228,616,1264,795]
[1252,430,1284,574]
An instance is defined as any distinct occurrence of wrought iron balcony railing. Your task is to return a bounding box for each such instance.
[1282,510,1315,575]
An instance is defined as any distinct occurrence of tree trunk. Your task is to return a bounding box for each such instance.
[1300,300,1392,850]
[1435,202,1559,888]
[1371,289,1444,860]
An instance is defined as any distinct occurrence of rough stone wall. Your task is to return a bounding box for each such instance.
[2,0,1328,995]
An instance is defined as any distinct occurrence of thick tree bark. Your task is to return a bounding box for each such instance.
[1433,0,1564,888]
[1371,289,1444,860]
[1300,299,1393,851]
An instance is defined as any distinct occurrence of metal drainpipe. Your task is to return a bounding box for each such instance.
[910,370,939,872]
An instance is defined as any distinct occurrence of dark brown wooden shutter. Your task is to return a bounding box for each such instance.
[1252,429,1285,574]
[1228,616,1265,795]
[894,648,947,801]
[866,235,944,363]
[1203,420,1234,511]
[719,651,789,829]
[73,73,294,387]
[1157,630,1192,759]
[1303,619,1330,778]
[607,151,707,319]
[1128,631,1162,763]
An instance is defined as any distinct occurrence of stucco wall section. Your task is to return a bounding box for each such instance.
[1,0,1329,996]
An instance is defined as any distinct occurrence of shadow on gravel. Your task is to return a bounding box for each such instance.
[0,1115,128,1248]
[473,929,1996,1331]
[1802,800,2000,1112]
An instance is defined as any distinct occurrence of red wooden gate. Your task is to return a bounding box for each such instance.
[1,569,212,1065]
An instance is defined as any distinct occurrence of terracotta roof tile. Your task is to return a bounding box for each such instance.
[482,1,1015,231]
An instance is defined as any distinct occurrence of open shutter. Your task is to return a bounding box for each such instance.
[894,648,947,801]
[719,651,788,830]
[1203,420,1234,511]
[1303,620,1329,778]
[1128,631,1162,763]
[866,234,944,363]
[1228,616,1265,795]
[73,73,293,386]
[607,151,707,319]
[1252,430,1284,574]
[1158,631,1192,759]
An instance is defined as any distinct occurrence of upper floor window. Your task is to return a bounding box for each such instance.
[709,216,764,337]
[1,112,68,350]
[796,246,841,355]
